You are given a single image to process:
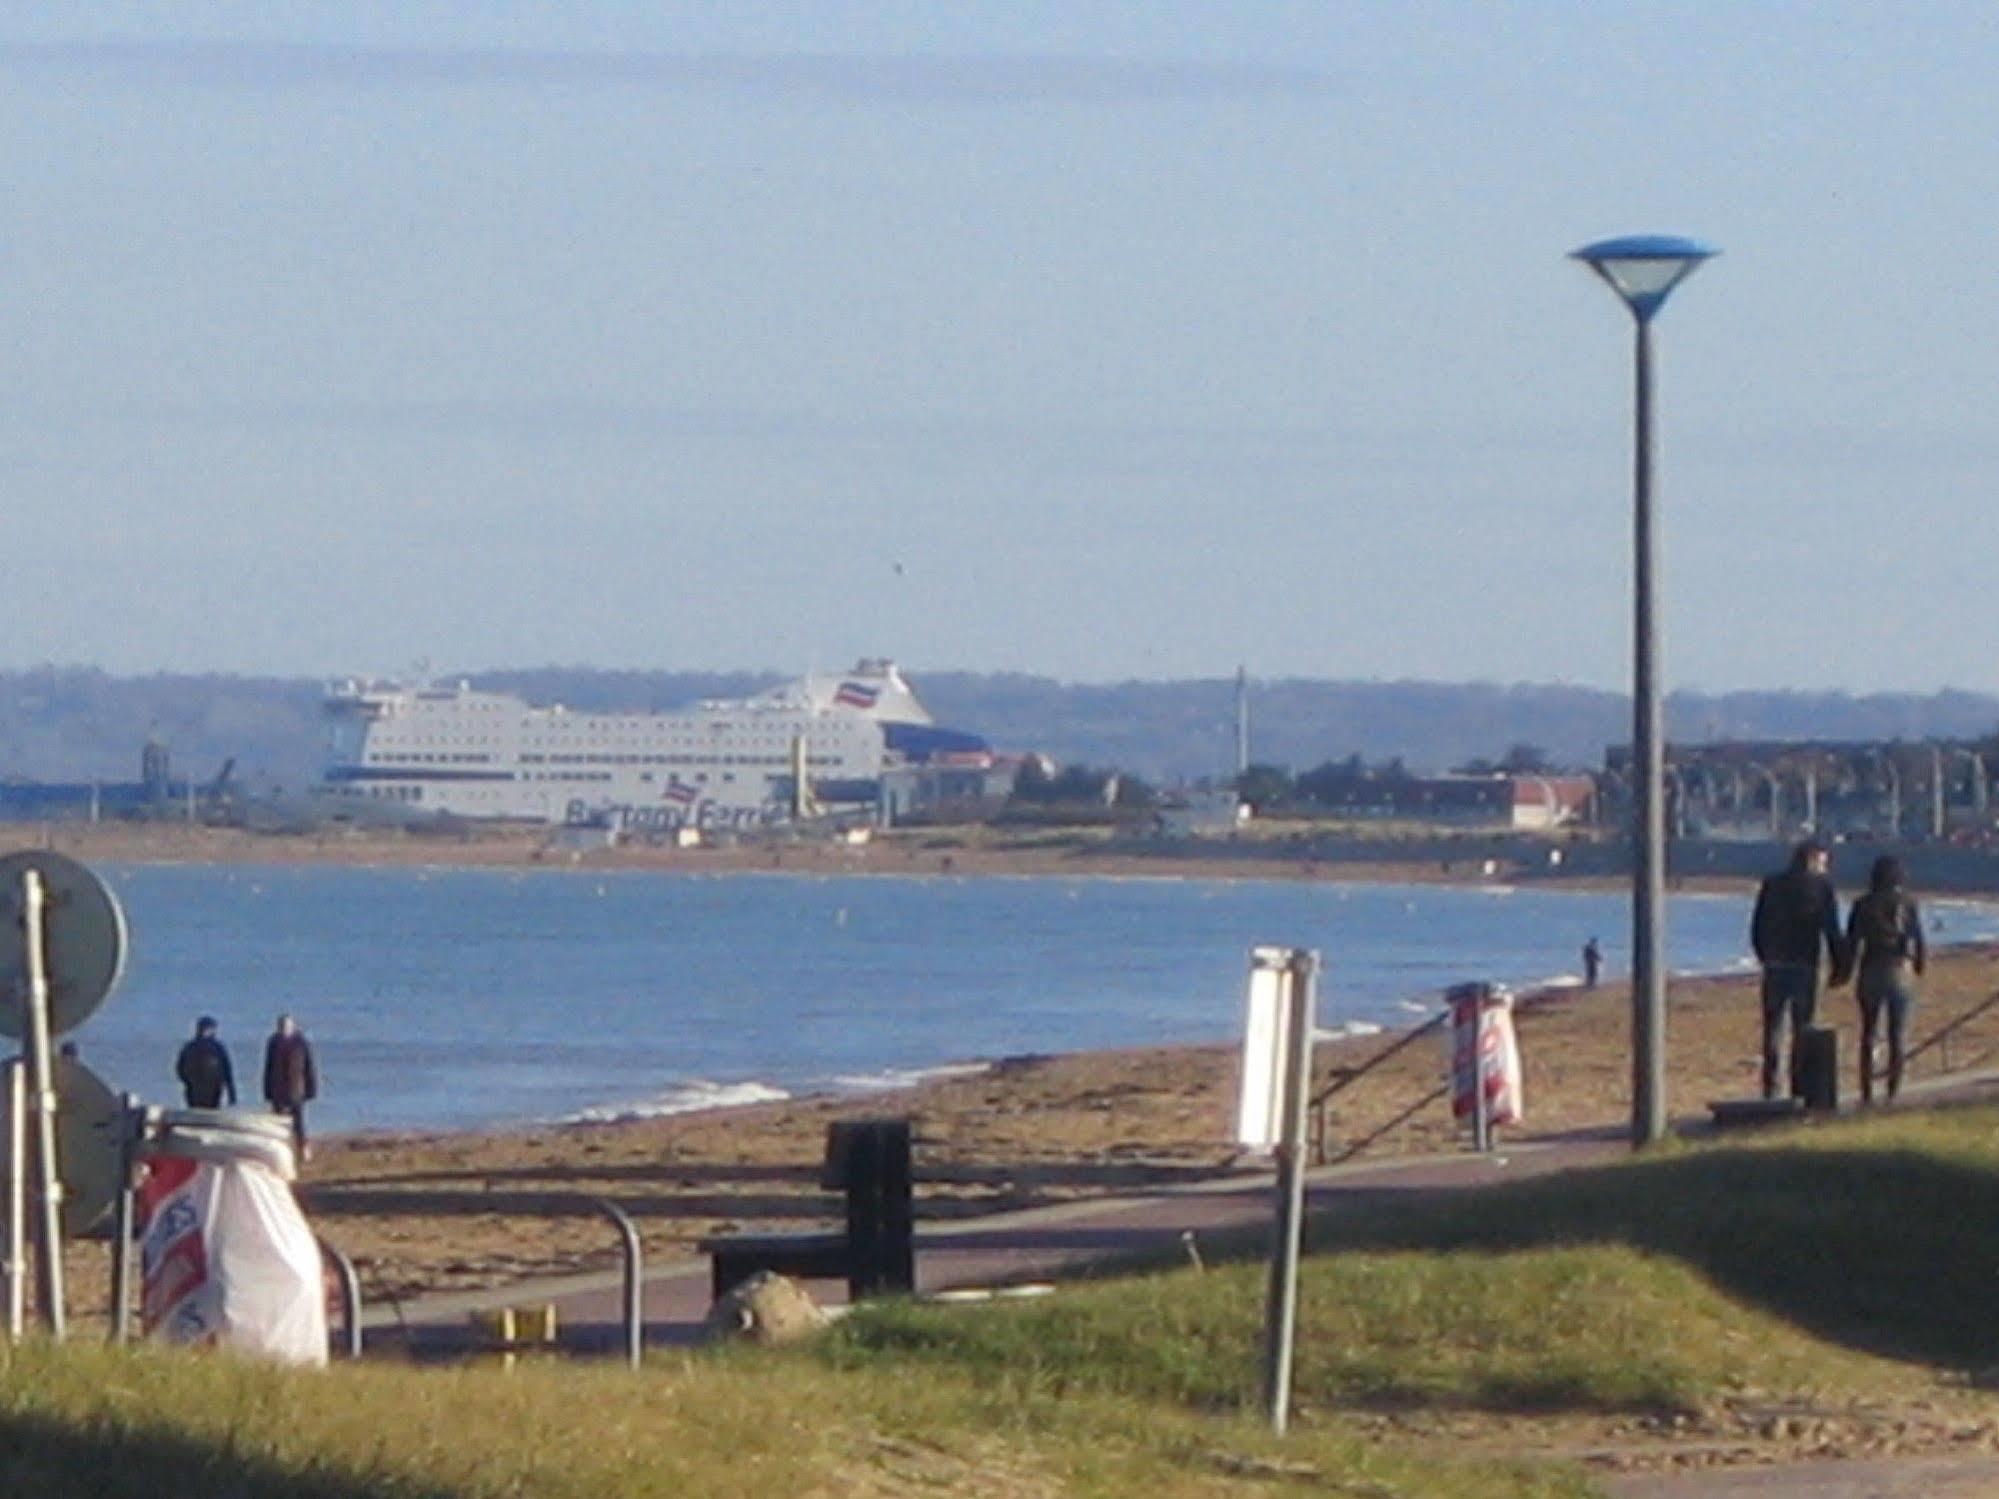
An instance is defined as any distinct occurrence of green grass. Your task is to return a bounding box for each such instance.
[0,1338,1592,1498]
[822,1102,1999,1420]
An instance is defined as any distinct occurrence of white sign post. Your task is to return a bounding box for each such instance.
[1236,946,1319,1436]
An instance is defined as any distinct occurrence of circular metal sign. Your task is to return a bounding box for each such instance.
[0,851,128,1039]
[0,1056,126,1234]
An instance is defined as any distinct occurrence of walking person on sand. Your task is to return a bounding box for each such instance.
[1582,937,1603,990]
[1750,840,1846,1099]
[1842,856,1926,1103]
[175,1015,237,1109]
[263,1013,319,1157]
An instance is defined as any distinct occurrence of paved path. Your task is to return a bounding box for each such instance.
[366,1063,1999,1352]
[362,1130,1628,1353]
[1605,1454,1999,1497]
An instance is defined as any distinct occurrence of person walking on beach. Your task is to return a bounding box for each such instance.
[263,1013,318,1155]
[1582,937,1603,990]
[1843,855,1926,1103]
[1750,840,1846,1099]
[175,1016,237,1109]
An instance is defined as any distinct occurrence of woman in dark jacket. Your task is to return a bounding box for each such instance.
[1843,856,1926,1102]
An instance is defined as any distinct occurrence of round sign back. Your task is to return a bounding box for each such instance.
[0,1055,126,1234]
[0,851,128,1040]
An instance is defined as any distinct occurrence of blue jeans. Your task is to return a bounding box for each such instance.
[1857,961,1916,1101]
[1760,963,1819,1098]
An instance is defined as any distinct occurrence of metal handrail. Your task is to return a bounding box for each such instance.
[1323,1081,1451,1165]
[580,1195,644,1370]
[1900,987,1999,1076]
[318,1235,363,1359]
[1309,1010,1448,1165]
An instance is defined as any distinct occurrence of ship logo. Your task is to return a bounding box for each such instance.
[833,680,881,709]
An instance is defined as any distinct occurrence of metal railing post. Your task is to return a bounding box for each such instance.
[4,1059,23,1339]
[316,1236,363,1359]
[109,1093,143,1344]
[587,1197,643,1370]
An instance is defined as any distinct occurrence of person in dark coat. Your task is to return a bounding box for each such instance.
[262,1013,319,1154]
[1749,840,1846,1098]
[1843,855,1926,1103]
[175,1016,237,1109]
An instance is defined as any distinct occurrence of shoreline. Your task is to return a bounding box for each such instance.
[7,817,1750,895]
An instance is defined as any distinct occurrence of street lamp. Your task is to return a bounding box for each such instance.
[1571,233,1717,1147]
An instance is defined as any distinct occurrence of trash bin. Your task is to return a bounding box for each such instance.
[137,1108,327,1364]
[1447,983,1524,1146]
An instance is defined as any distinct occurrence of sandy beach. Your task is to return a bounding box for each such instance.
[17,817,1626,888]
[22,823,1999,1328]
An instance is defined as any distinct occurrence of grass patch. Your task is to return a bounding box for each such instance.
[0,1337,1591,1499]
[824,1103,1999,1422]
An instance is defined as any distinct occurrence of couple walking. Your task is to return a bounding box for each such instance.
[1751,841,1926,1104]
[174,1012,319,1151]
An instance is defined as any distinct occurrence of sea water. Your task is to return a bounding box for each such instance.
[53,863,1999,1135]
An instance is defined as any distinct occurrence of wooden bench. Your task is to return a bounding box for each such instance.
[700,1118,915,1302]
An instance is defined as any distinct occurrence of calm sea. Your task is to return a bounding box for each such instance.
[51,864,1999,1136]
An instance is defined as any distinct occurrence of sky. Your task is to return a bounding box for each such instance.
[2,3,1997,693]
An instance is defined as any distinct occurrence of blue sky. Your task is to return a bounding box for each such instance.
[3,4,1996,691]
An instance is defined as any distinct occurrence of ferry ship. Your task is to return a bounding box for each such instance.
[319,660,990,830]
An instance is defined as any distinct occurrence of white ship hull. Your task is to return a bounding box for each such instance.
[318,661,988,830]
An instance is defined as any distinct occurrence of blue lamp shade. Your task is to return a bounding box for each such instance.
[1571,234,1718,321]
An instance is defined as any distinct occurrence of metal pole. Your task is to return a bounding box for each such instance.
[109,1094,141,1344]
[316,1236,363,1359]
[1931,745,1945,841]
[21,869,67,1333]
[4,1059,24,1338]
[1261,949,1317,1435]
[1631,317,1668,1147]
[1471,1004,1492,1154]
[1235,665,1250,778]
[592,1197,644,1370]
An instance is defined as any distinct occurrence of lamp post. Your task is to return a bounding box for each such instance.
[1571,234,1717,1147]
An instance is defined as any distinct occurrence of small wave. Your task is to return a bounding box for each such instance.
[559,1078,790,1124]
[1316,1020,1382,1041]
[827,1062,991,1094]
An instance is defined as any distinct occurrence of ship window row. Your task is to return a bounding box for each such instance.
[518,736,822,750]
[371,753,494,765]
[516,753,835,768]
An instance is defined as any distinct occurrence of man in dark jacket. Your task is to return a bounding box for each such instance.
[1750,840,1846,1098]
[175,1016,237,1109]
[263,1013,319,1155]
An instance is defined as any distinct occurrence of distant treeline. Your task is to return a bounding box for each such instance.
[0,664,1995,789]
